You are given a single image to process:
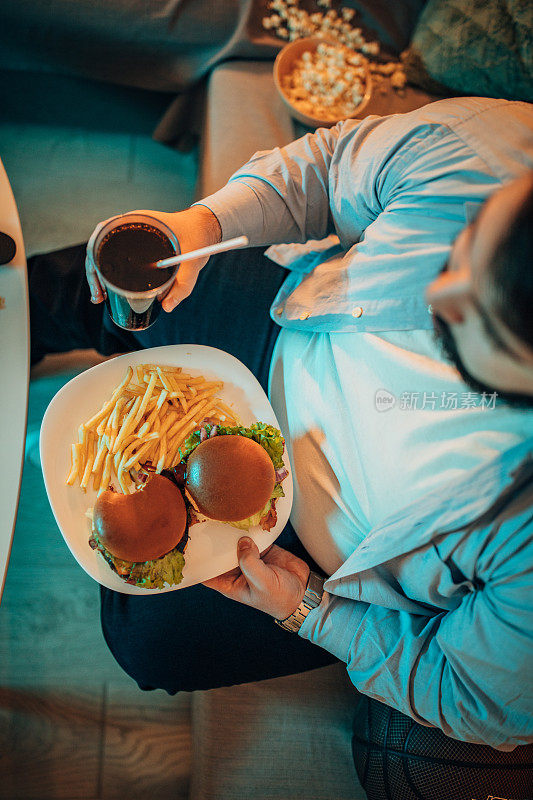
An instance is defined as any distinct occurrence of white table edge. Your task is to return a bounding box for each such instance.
[0,159,30,603]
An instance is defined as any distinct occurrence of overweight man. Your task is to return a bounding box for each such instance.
[30,96,533,797]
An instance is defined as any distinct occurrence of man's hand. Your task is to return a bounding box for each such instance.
[85,205,222,310]
[203,538,310,620]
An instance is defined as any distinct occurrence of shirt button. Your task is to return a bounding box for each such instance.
[275,307,283,316]
[299,311,310,320]
[427,304,433,314]
[352,306,363,318]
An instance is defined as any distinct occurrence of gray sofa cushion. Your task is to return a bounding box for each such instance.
[0,0,274,92]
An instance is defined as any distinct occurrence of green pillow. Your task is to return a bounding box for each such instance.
[401,0,533,102]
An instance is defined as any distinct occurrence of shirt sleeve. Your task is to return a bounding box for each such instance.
[299,558,533,750]
[197,100,524,261]
[195,116,384,247]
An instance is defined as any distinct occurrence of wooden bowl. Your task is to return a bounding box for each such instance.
[273,37,372,128]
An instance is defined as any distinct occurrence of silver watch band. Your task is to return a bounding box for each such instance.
[275,571,325,633]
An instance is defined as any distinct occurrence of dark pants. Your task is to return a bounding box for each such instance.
[29,243,533,799]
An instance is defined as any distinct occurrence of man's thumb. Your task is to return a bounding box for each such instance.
[237,537,268,588]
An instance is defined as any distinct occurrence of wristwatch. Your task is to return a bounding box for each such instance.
[275,571,325,633]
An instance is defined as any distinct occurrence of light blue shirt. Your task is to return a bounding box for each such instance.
[200,97,533,749]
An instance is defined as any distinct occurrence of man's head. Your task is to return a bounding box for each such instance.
[426,172,533,407]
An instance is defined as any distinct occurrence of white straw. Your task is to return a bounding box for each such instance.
[155,235,249,268]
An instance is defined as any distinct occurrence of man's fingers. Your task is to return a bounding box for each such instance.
[162,258,207,312]
[85,219,112,304]
[237,537,272,591]
[85,255,105,304]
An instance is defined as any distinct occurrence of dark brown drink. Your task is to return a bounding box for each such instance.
[91,217,179,331]
[97,222,175,291]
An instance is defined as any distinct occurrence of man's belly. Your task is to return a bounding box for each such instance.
[268,328,533,575]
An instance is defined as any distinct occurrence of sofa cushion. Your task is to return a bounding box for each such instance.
[0,0,276,92]
[197,61,295,198]
[401,0,533,102]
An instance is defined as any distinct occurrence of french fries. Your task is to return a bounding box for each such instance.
[66,363,240,495]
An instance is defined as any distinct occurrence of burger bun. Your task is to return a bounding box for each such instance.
[93,474,187,562]
[185,435,276,522]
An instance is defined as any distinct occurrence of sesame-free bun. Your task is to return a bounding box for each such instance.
[93,474,187,562]
[185,435,276,522]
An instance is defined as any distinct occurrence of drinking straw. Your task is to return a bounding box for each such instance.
[154,235,249,268]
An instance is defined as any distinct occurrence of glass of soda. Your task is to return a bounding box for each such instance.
[87,213,180,331]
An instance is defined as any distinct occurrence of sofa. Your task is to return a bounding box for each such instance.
[0,0,439,182]
[2,1,530,797]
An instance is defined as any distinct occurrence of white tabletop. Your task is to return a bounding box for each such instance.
[0,159,29,603]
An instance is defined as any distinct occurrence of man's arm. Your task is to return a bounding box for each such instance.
[159,119,374,310]
[196,119,368,247]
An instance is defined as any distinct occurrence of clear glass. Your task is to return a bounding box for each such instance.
[87,213,180,331]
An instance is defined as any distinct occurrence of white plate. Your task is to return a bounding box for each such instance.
[40,344,293,595]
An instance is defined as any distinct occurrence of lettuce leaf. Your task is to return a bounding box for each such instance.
[91,530,186,590]
[180,422,285,469]
[129,548,186,590]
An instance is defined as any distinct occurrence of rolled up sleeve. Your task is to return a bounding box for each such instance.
[196,122,360,246]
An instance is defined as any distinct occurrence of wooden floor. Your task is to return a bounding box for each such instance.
[0,683,191,800]
[0,364,192,800]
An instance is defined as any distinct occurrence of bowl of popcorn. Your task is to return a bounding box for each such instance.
[274,36,372,128]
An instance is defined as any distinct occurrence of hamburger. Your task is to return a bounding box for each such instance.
[179,422,288,531]
[89,474,188,589]
[87,422,288,588]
